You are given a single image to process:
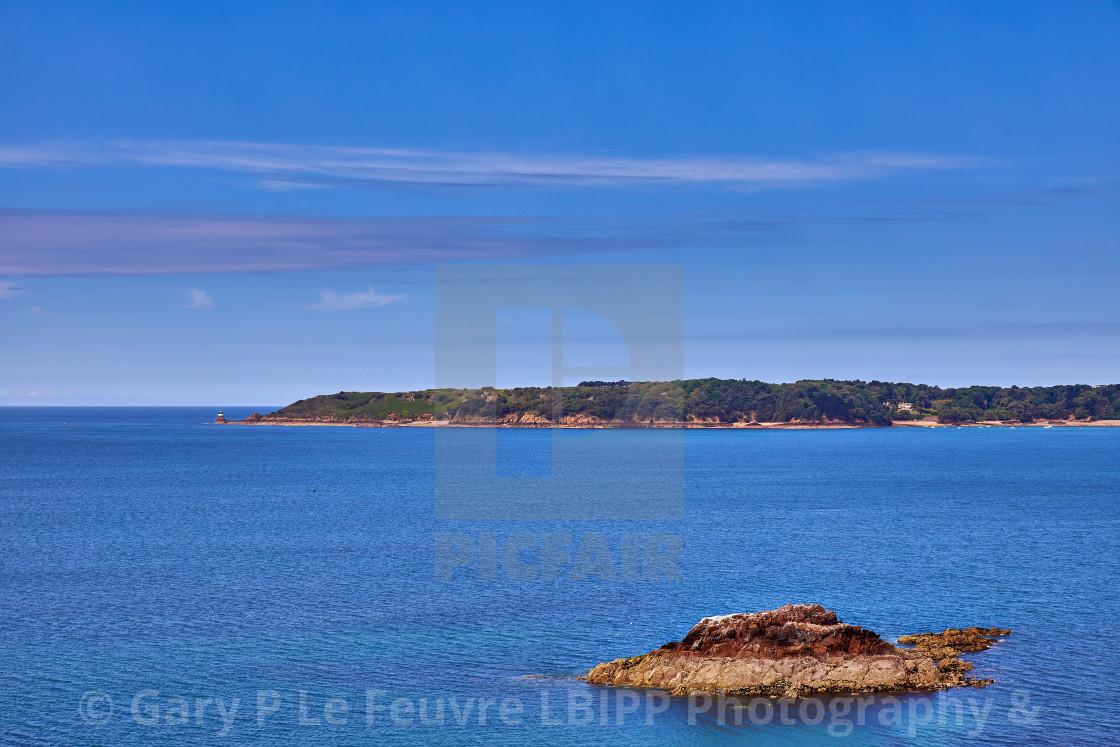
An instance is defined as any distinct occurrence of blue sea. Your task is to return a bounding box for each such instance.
[1,408,1118,745]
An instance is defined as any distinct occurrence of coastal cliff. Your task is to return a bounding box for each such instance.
[585,604,1010,698]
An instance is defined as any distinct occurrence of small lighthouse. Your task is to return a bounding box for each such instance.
[215,410,227,423]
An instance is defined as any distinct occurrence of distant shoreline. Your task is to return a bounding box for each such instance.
[243,379,1120,429]
[219,418,1120,429]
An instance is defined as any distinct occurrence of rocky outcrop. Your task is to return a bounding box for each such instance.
[895,627,1011,678]
[501,412,553,425]
[585,604,1010,698]
[560,413,604,426]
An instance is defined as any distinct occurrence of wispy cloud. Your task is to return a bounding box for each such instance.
[182,288,213,309]
[0,281,24,298]
[304,287,406,311]
[0,210,592,275]
[0,140,975,189]
[23,306,46,316]
[0,207,976,276]
[707,321,1120,344]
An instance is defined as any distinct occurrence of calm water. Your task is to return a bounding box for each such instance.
[1,408,1118,745]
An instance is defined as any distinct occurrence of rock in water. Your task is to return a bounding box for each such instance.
[584,604,1010,698]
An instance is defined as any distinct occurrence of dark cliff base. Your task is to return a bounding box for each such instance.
[221,416,1118,429]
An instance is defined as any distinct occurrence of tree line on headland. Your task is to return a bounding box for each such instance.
[263,379,1120,425]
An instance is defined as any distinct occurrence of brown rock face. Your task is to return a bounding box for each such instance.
[668,604,897,660]
[897,627,1012,656]
[585,604,1009,698]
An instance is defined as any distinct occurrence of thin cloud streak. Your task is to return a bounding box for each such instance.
[0,281,24,298]
[0,207,977,276]
[0,211,603,275]
[304,287,407,310]
[697,321,1120,344]
[0,140,976,188]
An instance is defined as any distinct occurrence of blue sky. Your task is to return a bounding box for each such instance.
[1,1,1118,405]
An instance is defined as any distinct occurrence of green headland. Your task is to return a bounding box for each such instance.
[242,379,1120,427]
